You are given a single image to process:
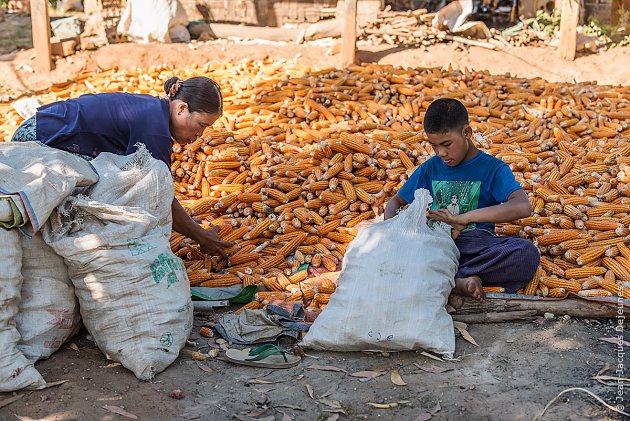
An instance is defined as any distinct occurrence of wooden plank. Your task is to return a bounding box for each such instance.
[340,0,358,68]
[448,294,622,318]
[558,0,580,61]
[452,310,538,324]
[30,0,52,72]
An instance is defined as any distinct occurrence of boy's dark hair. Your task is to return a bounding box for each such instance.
[423,98,469,134]
[164,76,223,115]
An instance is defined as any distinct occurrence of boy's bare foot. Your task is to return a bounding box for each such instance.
[453,276,485,302]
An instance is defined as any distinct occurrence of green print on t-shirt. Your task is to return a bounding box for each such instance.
[431,180,481,232]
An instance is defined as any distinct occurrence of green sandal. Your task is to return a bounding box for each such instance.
[225,344,301,369]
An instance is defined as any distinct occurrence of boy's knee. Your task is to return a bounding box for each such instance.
[514,238,540,270]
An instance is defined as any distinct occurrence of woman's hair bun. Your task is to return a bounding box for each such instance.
[164,77,183,98]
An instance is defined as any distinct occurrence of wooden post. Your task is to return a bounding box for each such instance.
[30,0,53,72]
[558,0,580,61]
[340,0,358,68]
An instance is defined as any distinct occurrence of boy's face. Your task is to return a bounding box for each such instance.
[426,125,473,167]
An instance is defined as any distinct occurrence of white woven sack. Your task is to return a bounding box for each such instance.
[0,228,46,392]
[42,150,192,380]
[16,232,81,361]
[0,141,99,235]
[302,189,459,357]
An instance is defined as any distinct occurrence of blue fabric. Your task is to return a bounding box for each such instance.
[35,93,173,165]
[454,230,540,293]
[398,151,522,232]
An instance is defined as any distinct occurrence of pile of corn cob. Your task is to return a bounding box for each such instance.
[1,59,629,314]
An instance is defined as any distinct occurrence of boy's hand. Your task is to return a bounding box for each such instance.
[428,209,468,239]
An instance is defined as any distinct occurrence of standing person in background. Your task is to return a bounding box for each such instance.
[11,76,233,257]
[384,98,539,302]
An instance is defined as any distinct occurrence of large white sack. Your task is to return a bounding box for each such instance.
[16,232,81,361]
[0,228,46,392]
[0,141,99,235]
[42,150,193,380]
[117,0,189,43]
[302,189,459,357]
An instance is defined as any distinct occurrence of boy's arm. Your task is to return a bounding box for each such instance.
[384,194,409,220]
[428,189,531,238]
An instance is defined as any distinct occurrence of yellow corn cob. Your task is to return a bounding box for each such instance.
[243,219,272,240]
[355,187,375,204]
[261,277,285,291]
[222,226,249,242]
[340,135,373,154]
[327,231,357,244]
[559,238,589,251]
[575,246,607,266]
[228,252,260,266]
[523,266,542,295]
[287,289,316,302]
[482,286,505,293]
[584,220,623,231]
[598,279,630,299]
[234,301,262,315]
[602,257,630,282]
[277,232,308,257]
[565,267,607,279]
[540,256,566,277]
[578,289,613,297]
[540,276,582,292]
[259,255,286,271]
[322,255,338,272]
[536,231,580,246]
[321,162,344,181]
[314,293,331,305]
[187,270,212,286]
[200,276,242,288]
[317,219,342,236]
[255,291,290,301]
[341,179,357,202]
[288,270,308,284]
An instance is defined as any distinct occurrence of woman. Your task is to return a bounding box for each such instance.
[11,76,233,257]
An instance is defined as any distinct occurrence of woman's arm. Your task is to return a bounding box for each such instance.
[428,189,531,238]
[171,198,233,257]
[384,194,409,220]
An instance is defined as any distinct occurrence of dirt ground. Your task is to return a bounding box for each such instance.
[0,313,627,421]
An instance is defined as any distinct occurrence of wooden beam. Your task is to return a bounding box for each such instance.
[558,0,580,61]
[340,0,358,68]
[30,0,53,72]
[448,294,622,319]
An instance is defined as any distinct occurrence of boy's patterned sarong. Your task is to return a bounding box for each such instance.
[454,229,540,293]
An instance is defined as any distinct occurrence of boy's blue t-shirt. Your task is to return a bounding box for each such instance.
[36,93,173,165]
[398,151,522,233]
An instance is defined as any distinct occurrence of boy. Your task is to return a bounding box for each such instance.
[384,98,539,302]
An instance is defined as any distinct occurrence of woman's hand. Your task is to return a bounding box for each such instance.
[171,199,234,257]
[428,209,469,239]
[197,225,234,257]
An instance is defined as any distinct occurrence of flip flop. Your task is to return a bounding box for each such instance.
[224,344,301,369]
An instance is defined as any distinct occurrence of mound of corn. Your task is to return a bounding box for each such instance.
[1,59,629,314]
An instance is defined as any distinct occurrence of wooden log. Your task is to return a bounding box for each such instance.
[448,294,621,318]
[340,0,358,68]
[452,310,538,324]
[438,34,497,50]
[558,0,580,60]
[30,0,52,72]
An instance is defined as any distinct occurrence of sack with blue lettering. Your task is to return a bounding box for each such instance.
[42,148,192,380]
